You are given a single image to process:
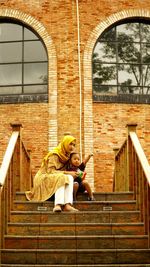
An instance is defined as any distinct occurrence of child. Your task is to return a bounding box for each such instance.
[67,152,95,201]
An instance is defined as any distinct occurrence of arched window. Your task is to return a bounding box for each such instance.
[0,20,48,103]
[92,20,150,104]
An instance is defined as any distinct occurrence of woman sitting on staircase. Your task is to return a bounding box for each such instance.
[25,135,79,212]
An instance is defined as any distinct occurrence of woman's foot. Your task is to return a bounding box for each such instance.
[88,195,96,201]
[53,204,62,212]
[63,204,79,212]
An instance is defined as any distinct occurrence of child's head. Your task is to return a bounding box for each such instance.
[70,152,80,167]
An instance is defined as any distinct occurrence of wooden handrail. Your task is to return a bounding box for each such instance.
[130,131,150,186]
[0,131,19,187]
[113,123,150,248]
[0,124,32,255]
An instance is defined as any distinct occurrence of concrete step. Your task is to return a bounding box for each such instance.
[10,210,141,224]
[13,200,137,212]
[7,222,145,236]
[1,264,150,267]
[2,190,148,266]
[4,235,148,249]
[15,191,134,201]
[1,248,150,264]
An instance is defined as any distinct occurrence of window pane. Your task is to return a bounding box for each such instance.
[100,28,116,41]
[0,64,22,85]
[24,28,38,40]
[93,63,117,85]
[93,85,117,94]
[143,86,150,94]
[0,42,22,63]
[24,41,47,62]
[142,64,150,86]
[118,86,150,94]
[94,42,116,62]
[118,64,139,86]
[0,23,22,41]
[141,23,150,42]
[142,43,150,63]
[118,42,140,63]
[118,85,140,94]
[24,84,47,94]
[24,63,47,84]
[0,86,22,94]
[117,23,140,42]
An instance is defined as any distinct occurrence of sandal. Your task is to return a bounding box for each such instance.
[63,205,79,212]
[53,205,62,212]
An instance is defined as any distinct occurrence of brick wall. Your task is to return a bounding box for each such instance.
[93,103,150,192]
[0,104,49,176]
[0,0,150,191]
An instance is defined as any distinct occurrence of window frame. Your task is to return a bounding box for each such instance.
[0,19,48,104]
[92,19,150,104]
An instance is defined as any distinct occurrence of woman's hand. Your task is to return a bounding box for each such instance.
[64,171,78,178]
[70,171,79,179]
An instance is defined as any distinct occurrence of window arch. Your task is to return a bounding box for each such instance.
[92,20,150,104]
[0,20,48,103]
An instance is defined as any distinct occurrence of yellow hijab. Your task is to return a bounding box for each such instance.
[42,135,76,166]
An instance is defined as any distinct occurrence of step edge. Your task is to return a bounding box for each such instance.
[7,222,145,226]
[1,248,150,252]
[4,234,148,239]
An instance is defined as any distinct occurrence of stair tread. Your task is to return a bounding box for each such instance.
[15,191,135,202]
[14,200,136,203]
[8,221,144,225]
[2,264,150,267]
[11,210,140,213]
[2,248,150,251]
[5,234,148,238]
[16,191,134,195]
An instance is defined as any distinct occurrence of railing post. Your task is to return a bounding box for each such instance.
[10,123,23,194]
[126,123,137,191]
[148,186,150,248]
[0,188,1,265]
[10,123,23,133]
[113,147,119,191]
[27,148,32,188]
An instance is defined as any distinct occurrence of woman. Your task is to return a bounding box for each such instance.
[25,135,79,212]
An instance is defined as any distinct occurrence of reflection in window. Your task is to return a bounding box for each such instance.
[0,22,48,103]
[0,43,22,63]
[93,21,150,103]
[24,41,47,62]
[0,64,22,85]
[24,63,47,84]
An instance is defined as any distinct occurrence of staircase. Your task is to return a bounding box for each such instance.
[0,123,150,266]
[1,191,150,267]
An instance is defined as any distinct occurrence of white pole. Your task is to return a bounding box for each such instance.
[76,0,82,161]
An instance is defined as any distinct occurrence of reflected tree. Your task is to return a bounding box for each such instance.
[39,74,48,91]
[93,22,150,95]
[40,74,47,84]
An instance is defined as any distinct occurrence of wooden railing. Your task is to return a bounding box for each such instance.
[0,123,32,261]
[113,123,150,247]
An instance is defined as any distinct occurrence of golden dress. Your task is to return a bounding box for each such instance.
[25,135,76,202]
